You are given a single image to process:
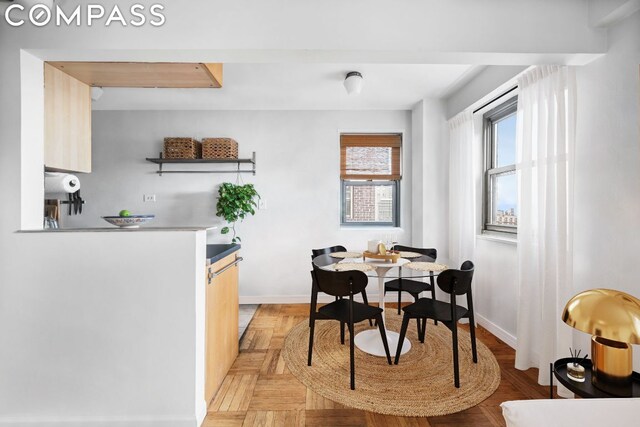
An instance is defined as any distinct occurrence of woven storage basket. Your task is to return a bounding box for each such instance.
[163,137,201,159]
[202,138,238,159]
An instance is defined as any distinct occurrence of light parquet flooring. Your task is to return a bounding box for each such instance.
[205,304,555,427]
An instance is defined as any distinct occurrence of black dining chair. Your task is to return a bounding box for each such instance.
[308,267,392,390]
[394,261,477,388]
[311,246,373,329]
[384,245,438,315]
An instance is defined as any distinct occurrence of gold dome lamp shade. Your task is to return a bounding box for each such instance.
[562,289,640,396]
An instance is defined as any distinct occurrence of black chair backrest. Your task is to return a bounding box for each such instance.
[312,268,368,297]
[311,245,347,259]
[311,254,336,269]
[393,245,437,261]
[437,261,474,295]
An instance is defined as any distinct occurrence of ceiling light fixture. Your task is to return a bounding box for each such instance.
[91,86,104,101]
[344,71,363,95]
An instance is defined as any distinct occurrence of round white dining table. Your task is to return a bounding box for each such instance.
[313,253,440,357]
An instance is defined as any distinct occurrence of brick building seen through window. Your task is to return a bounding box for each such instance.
[340,134,400,226]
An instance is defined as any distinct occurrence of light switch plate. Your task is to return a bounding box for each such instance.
[143,194,156,202]
[258,199,267,210]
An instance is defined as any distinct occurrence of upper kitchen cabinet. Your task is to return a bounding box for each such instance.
[44,63,92,173]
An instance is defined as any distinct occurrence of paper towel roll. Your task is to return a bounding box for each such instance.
[45,172,80,195]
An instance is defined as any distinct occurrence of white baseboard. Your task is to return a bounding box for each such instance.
[0,416,198,427]
[476,313,517,349]
[197,399,207,427]
[239,293,417,305]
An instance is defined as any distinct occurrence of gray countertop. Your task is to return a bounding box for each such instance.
[206,244,241,264]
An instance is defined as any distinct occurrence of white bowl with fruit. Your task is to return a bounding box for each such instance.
[102,210,155,228]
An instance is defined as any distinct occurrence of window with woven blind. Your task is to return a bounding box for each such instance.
[340,134,401,180]
[340,134,402,227]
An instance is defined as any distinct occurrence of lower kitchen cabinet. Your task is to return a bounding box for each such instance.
[204,252,240,404]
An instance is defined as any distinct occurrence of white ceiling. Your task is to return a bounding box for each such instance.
[92,63,478,111]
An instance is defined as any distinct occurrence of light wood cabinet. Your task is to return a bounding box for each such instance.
[44,63,92,173]
[204,252,240,404]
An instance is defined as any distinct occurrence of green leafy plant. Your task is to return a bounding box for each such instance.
[216,182,260,243]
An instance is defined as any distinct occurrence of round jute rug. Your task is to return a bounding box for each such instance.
[282,314,500,417]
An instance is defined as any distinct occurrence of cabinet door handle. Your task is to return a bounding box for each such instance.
[208,257,243,284]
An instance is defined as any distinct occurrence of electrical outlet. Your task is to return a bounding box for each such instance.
[258,199,267,210]
[143,194,156,202]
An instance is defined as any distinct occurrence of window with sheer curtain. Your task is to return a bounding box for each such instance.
[483,96,518,234]
[340,134,401,227]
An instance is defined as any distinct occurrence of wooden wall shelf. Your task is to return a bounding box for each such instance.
[146,152,256,176]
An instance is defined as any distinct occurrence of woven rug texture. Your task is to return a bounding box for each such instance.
[283,314,500,417]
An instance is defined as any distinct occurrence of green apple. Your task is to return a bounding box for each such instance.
[119,209,131,217]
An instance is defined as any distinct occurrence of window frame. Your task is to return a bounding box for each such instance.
[483,96,518,235]
[339,133,402,228]
[340,180,400,227]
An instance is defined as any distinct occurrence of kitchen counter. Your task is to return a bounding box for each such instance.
[206,243,241,265]
[12,226,210,425]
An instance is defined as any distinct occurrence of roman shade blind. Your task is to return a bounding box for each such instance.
[340,134,402,180]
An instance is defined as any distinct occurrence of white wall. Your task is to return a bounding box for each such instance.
[411,99,450,257]
[473,238,518,346]
[411,102,425,246]
[64,110,413,301]
[20,51,45,229]
[588,0,640,27]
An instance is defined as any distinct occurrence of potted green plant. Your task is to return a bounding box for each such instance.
[215,182,260,243]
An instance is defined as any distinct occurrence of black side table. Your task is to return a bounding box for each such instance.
[550,357,640,398]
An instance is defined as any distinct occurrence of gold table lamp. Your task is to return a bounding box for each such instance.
[562,289,640,396]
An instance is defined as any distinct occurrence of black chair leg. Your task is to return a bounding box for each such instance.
[397,287,402,315]
[394,314,410,364]
[376,314,392,365]
[361,291,373,326]
[469,317,478,363]
[349,320,355,390]
[340,321,345,345]
[308,317,316,366]
[416,318,427,343]
[451,322,460,388]
[431,284,438,326]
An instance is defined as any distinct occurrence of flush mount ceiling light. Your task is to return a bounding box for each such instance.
[344,71,363,95]
[90,86,104,101]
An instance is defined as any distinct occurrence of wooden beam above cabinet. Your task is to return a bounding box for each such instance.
[45,62,224,89]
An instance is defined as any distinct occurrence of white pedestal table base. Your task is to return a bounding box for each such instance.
[354,329,411,357]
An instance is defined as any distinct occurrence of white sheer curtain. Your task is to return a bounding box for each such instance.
[514,66,576,394]
[448,110,476,267]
